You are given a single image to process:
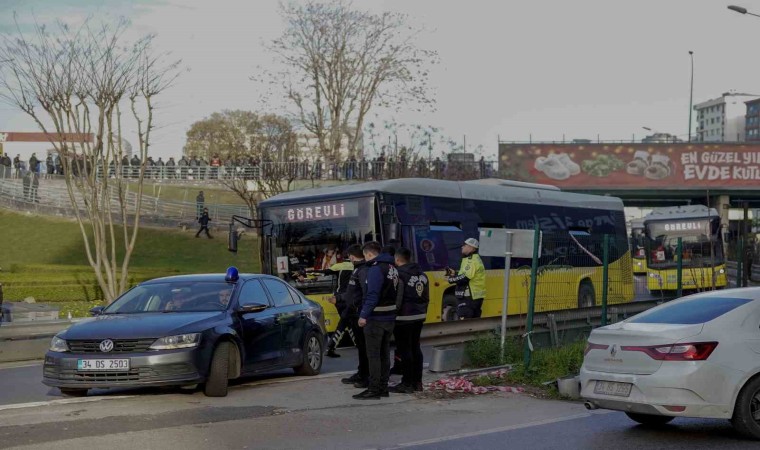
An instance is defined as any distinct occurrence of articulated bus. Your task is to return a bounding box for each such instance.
[643,205,727,293]
[630,219,648,275]
[257,178,634,331]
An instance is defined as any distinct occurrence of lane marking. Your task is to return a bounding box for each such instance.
[0,395,135,412]
[234,370,355,389]
[0,361,42,370]
[383,411,611,449]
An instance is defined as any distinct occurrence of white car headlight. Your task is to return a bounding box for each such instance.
[150,333,201,350]
[50,336,68,352]
[719,268,725,274]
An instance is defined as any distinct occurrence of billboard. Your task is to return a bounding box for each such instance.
[499,143,760,190]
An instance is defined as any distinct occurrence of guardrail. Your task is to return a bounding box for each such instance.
[0,300,663,364]
[419,299,662,347]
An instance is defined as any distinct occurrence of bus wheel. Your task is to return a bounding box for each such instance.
[577,281,595,308]
[442,295,459,322]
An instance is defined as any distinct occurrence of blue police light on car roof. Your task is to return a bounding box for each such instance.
[225,266,239,283]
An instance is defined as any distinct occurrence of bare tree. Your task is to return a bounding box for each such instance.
[259,1,437,161]
[0,16,180,302]
[215,112,300,218]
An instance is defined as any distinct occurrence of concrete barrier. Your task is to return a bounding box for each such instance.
[0,320,73,363]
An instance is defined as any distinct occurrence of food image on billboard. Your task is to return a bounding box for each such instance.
[500,143,760,189]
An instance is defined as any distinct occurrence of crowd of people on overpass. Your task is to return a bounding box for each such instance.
[0,152,498,182]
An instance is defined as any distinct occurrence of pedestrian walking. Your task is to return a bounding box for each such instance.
[446,238,486,319]
[196,190,205,218]
[340,246,370,387]
[195,208,212,238]
[353,241,398,400]
[389,247,429,394]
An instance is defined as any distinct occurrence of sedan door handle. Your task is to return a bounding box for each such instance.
[273,316,280,325]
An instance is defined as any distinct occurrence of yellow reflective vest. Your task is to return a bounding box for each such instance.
[456,253,486,300]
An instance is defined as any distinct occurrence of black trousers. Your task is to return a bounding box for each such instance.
[195,226,211,238]
[394,321,424,385]
[364,320,394,393]
[457,297,483,319]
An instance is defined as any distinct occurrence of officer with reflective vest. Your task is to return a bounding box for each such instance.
[389,247,429,394]
[446,238,486,319]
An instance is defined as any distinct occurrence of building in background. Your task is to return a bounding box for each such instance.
[746,98,760,142]
[694,92,759,142]
[642,132,680,143]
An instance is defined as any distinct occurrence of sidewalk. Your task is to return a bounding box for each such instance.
[0,368,593,450]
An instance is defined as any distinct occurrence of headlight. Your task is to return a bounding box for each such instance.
[50,336,68,352]
[149,333,201,350]
[719,268,725,274]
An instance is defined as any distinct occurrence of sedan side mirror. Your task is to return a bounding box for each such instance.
[89,306,105,316]
[238,303,268,314]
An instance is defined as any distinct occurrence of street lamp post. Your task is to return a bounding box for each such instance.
[688,51,694,143]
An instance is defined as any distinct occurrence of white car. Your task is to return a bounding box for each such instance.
[581,288,760,440]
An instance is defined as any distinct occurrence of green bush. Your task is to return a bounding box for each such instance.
[465,335,586,390]
[465,334,523,368]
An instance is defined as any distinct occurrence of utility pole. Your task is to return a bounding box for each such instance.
[688,51,695,143]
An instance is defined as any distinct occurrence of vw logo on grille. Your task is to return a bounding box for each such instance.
[610,344,618,357]
[99,339,114,353]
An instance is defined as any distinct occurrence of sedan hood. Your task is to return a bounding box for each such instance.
[60,312,225,340]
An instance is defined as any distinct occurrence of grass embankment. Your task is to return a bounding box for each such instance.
[0,208,259,317]
[465,335,585,397]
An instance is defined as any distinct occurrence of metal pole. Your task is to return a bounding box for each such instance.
[676,237,683,297]
[601,234,610,326]
[500,231,514,363]
[688,51,694,143]
[524,223,540,368]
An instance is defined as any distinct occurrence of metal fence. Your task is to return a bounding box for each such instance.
[0,174,249,227]
[2,159,499,182]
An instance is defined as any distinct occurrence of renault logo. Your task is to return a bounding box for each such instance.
[610,344,618,358]
[99,339,114,353]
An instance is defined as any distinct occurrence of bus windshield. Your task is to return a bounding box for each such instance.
[630,226,646,259]
[261,196,376,294]
[645,217,723,269]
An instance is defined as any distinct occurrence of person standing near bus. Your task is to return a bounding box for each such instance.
[390,247,429,393]
[321,247,358,358]
[354,241,398,400]
[341,246,370,387]
[446,238,486,319]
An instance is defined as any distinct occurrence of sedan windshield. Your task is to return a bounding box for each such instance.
[104,282,234,314]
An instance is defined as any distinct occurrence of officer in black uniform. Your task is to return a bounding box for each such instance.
[340,245,370,386]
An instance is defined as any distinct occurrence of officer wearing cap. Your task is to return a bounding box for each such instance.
[446,238,486,319]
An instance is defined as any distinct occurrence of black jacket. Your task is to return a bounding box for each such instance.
[198,213,210,226]
[360,253,399,322]
[343,261,368,319]
[395,263,429,323]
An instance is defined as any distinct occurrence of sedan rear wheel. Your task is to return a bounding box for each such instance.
[294,332,323,376]
[731,376,760,440]
[204,341,231,397]
[625,412,674,426]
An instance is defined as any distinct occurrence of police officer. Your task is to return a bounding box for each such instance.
[341,245,370,387]
[389,247,429,394]
[353,241,398,400]
[446,238,486,319]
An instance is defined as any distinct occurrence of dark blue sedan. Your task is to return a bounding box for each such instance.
[43,268,326,397]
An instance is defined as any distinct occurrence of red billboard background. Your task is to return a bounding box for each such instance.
[499,143,760,190]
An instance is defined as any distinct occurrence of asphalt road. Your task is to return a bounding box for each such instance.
[407,412,758,450]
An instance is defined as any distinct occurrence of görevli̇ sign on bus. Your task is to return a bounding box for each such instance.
[499,143,760,189]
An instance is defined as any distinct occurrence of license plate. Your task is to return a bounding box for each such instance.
[594,380,632,397]
[77,359,130,371]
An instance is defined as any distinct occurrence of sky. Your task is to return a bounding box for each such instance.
[1,0,760,161]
